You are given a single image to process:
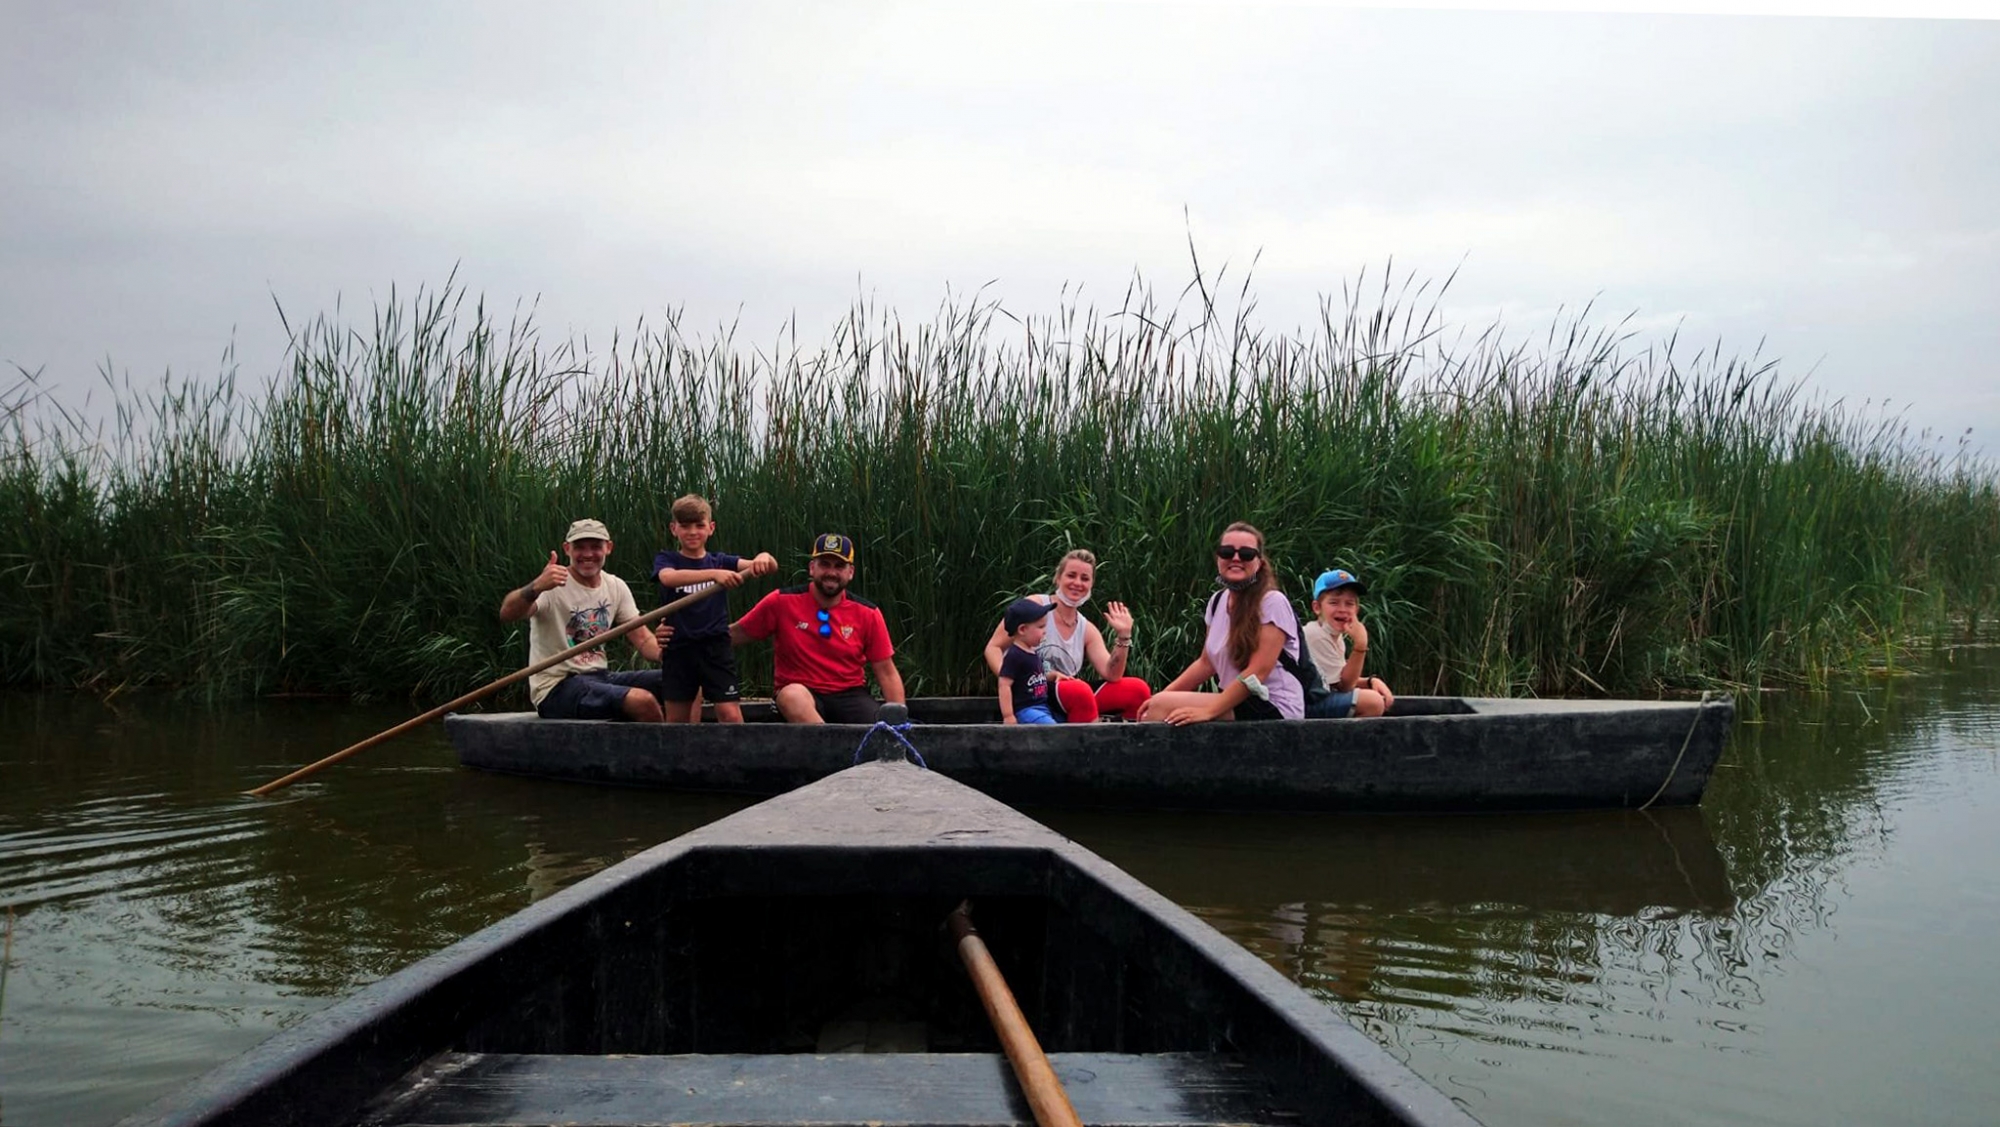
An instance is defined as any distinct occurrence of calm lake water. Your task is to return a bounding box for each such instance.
[1,652,1996,1126]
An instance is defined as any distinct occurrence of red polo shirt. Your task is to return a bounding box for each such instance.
[736,586,895,693]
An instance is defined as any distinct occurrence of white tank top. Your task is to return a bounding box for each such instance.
[1037,602,1089,677]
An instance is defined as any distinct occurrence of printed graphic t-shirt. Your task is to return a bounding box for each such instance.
[653,549,743,646]
[526,573,642,706]
[735,587,893,693]
[998,644,1050,716]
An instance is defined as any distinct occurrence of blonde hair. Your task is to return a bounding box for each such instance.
[1052,548,1098,587]
[670,494,713,524]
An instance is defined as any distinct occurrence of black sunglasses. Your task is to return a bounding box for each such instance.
[816,609,833,637]
[1214,545,1262,562]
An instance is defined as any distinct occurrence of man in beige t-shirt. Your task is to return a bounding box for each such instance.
[497,519,666,721]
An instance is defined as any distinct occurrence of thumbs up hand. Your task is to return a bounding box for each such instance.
[534,549,570,593]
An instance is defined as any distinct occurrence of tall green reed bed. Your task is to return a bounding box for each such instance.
[3,274,1995,703]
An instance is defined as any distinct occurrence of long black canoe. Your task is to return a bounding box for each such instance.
[447,693,1733,812]
[120,760,1479,1127]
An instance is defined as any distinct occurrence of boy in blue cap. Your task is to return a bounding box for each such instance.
[1302,569,1395,718]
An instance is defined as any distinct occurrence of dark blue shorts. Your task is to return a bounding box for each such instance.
[537,669,663,720]
[1306,689,1357,719]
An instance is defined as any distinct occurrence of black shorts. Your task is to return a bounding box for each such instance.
[659,635,742,703]
[537,670,663,720]
[1232,695,1285,722]
[810,685,881,724]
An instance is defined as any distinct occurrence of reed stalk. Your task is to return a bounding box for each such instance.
[3,271,1994,703]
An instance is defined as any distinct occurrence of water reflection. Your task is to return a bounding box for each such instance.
[1053,653,2000,1125]
[0,695,747,1126]
[1039,805,1734,917]
[1038,802,1752,1065]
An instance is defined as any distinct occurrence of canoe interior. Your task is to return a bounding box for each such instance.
[125,764,1475,1127]
[352,881,1297,1126]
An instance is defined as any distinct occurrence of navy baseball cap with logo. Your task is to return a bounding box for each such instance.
[1003,597,1056,635]
[809,533,855,563]
[1312,568,1368,599]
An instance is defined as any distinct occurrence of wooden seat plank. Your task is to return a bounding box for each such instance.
[358,1050,1297,1127]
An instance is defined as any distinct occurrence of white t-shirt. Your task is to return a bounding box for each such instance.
[526,573,642,705]
[1301,620,1348,687]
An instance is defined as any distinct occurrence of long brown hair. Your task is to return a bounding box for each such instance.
[1220,521,1277,668]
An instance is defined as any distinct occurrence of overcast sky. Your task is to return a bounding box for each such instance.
[4,1,1996,453]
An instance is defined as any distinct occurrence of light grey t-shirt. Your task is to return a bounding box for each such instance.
[1037,600,1089,677]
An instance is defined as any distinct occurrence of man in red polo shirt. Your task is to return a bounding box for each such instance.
[730,533,906,724]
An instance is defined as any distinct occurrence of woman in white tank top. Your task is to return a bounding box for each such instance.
[981,549,1153,722]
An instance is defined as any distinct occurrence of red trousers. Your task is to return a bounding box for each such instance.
[1053,676,1153,722]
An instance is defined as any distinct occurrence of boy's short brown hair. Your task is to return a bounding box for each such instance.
[670,494,713,524]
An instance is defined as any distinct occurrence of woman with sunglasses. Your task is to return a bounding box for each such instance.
[980,548,1152,722]
[1140,522,1305,724]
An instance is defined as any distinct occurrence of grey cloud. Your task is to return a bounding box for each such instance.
[1,2,1994,444]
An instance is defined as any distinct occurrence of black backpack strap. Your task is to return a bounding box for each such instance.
[1276,632,1328,700]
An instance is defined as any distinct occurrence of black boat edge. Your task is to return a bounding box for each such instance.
[117,761,1481,1127]
[447,693,1735,813]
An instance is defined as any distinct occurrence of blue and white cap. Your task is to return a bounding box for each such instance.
[1312,569,1367,599]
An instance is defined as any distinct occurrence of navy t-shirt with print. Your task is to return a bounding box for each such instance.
[653,549,742,647]
[998,644,1049,716]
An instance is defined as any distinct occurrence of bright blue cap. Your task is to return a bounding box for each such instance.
[1313,569,1367,599]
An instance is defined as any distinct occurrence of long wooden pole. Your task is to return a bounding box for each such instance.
[1,906,14,1029]
[947,902,1084,1127]
[244,583,727,797]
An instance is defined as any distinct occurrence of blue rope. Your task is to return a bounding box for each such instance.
[852,720,927,769]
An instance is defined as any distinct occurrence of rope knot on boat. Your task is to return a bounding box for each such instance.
[852,701,927,768]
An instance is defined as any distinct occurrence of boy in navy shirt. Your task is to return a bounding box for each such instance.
[653,495,777,722]
[997,597,1058,725]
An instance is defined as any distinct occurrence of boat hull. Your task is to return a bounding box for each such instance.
[119,762,1480,1127]
[447,694,1734,812]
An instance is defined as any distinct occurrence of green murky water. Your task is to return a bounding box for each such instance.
[2,653,1996,1126]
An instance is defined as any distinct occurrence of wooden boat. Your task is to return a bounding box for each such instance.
[119,760,1479,1127]
[447,694,1734,812]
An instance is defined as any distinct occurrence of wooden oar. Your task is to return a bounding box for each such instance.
[244,583,728,797]
[947,902,1084,1127]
